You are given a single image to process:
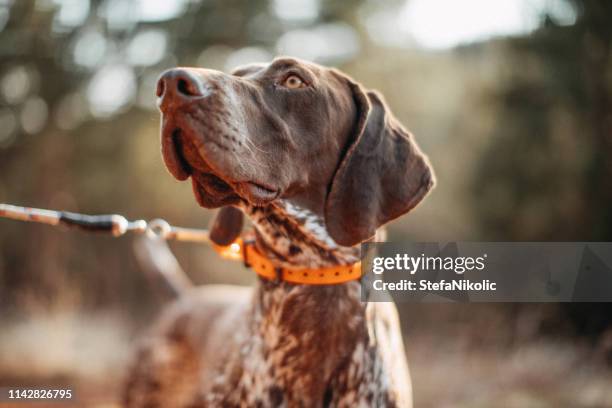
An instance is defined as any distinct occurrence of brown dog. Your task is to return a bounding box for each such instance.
[123,57,434,407]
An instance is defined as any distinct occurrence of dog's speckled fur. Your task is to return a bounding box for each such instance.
[124,57,433,407]
[244,201,360,268]
[124,200,411,407]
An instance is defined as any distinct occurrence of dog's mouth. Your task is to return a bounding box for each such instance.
[161,127,280,207]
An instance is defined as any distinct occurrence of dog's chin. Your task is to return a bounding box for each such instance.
[161,125,281,208]
[191,172,241,208]
[234,181,280,206]
[191,174,281,208]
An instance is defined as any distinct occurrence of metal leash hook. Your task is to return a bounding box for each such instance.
[145,218,213,244]
[146,218,172,240]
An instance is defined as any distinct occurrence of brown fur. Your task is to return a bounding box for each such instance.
[123,57,434,407]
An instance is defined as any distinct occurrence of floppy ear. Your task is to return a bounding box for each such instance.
[325,79,435,247]
[209,206,244,246]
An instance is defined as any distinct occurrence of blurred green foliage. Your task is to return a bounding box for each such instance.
[474,0,612,241]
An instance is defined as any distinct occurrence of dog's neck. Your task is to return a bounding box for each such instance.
[243,200,360,269]
[235,201,370,402]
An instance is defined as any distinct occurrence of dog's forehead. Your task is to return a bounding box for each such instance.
[232,57,328,79]
[268,57,321,72]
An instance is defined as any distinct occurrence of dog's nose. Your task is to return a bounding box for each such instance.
[157,68,204,107]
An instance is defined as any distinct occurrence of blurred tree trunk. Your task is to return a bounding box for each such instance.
[577,0,612,238]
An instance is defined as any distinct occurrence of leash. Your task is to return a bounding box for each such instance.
[0,203,362,284]
[0,203,211,242]
[0,202,242,256]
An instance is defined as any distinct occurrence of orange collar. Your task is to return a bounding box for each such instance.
[212,237,362,285]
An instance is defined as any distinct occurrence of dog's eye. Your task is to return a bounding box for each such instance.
[281,74,306,89]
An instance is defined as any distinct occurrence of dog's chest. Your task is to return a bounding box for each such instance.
[327,341,398,407]
[203,338,396,407]
[200,284,400,407]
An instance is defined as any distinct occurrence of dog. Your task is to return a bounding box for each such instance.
[123,57,434,407]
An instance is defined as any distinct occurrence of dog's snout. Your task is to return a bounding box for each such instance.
[157,69,205,107]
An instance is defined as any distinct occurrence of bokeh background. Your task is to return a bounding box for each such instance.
[0,0,611,406]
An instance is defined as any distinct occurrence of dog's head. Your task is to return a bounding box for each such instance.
[157,57,434,247]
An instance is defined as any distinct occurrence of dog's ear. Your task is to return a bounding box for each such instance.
[325,78,435,247]
[209,206,244,246]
